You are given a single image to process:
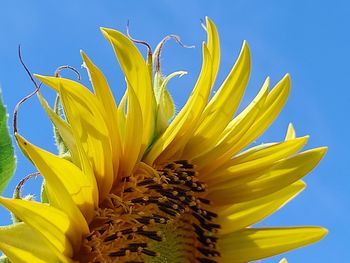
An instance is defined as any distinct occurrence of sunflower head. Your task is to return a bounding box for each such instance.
[0,17,327,263]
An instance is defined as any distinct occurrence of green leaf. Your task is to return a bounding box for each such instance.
[0,91,16,194]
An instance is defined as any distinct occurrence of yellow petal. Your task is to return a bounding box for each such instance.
[37,92,97,201]
[0,223,70,263]
[35,75,114,200]
[229,74,290,154]
[285,123,296,140]
[194,78,269,174]
[101,27,156,148]
[216,181,305,234]
[219,227,328,262]
[209,75,290,173]
[37,92,80,166]
[16,133,96,224]
[279,258,288,263]
[81,51,121,180]
[207,147,327,205]
[205,16,220,86]
[0,197,76,257]
[144,43,213,164]
[121,83,143,177]
[196,75,290,175]
[205,136,308,184]
[184,41,251,159]
[117,90,127,141]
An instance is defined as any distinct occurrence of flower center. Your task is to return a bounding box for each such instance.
[77,160,220,263]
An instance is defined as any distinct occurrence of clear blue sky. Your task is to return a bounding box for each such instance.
[0,1,347,261]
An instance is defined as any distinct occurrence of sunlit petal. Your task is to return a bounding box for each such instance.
[0,223,70,263]
[216,181,305,234]
[219,227,328,262]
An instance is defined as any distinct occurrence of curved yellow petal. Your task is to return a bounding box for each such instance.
[207,147,326,205]
[117,90,127,141]
[285,123,296,140]
[216,181,305,234]
[228,74,290,154]
[16,133,96,224]
[0,223,69,263]
[206,16,220,86]
[184,41,251,159]
[219,227,328,262]
[0,197,75,257]
[101,27,156,149]
[37,92,98,203]
[121,83,143,177]
[201,75,290,175]
[81,51,121,180]
[37,92,80,166]
[205,136,308,184]
[0,242,65,263]
[279,258,288,263]
[194,78,269,174]
[231,136,308,168]
[35,75,113,200]
[144,43,213,164]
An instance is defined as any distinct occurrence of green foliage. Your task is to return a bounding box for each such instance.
[0,92,15,194]
[0,255,11,263]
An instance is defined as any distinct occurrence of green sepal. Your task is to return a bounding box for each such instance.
[0,91,16,194]
[53,95,69,155]
[153,71,186,137]
[0,255,11,263]
[40,180,49,203]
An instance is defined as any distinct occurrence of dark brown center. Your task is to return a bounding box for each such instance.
[76,160,220,263]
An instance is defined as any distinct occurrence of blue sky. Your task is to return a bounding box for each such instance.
[0,1,347,261]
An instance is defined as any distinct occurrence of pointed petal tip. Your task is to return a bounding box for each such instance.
[80,50,90,62]
[205,16,213,25]
[263,76,270,89]
[298,134,310,141]
[242,40,249,48]
[0,196,13,210]
[99,26,108,32]
[283,73,291,83]
[320,227,329,235]
[100,27,113,39]
[14,132,26,146]
[33,73,42,79]
[240,41,251,57]
[100,27,116,36]
[306,226,328,241]
[299,180,307,190]
[317,146,328,156]
[33,74,49,83]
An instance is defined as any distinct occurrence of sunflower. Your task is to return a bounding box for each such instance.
[0,17,327,263]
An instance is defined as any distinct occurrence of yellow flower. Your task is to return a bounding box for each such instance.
[0,17,327,263]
